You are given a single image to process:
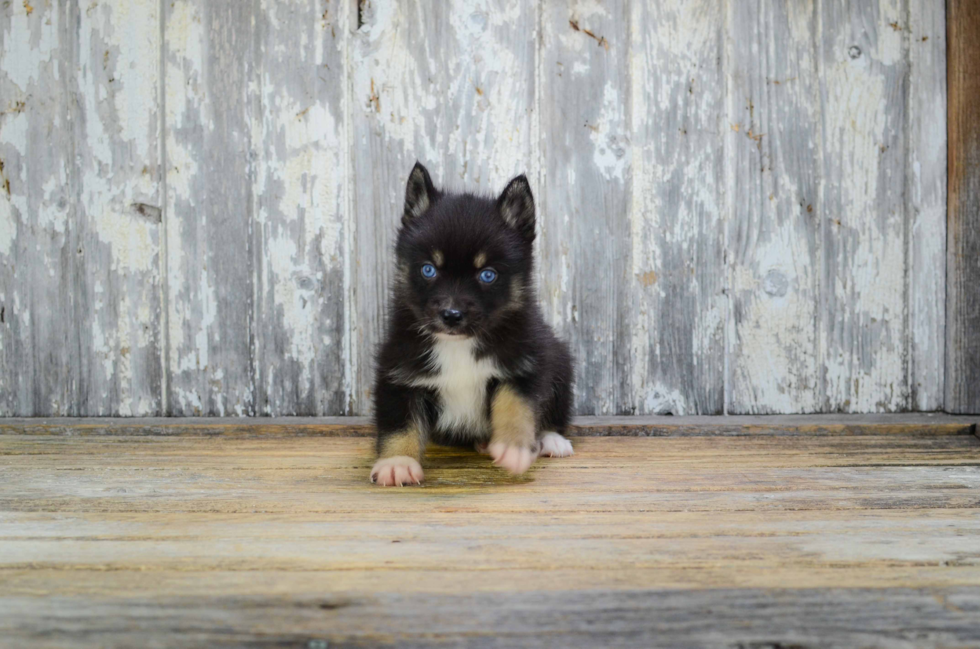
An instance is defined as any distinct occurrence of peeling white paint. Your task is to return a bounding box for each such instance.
[0,191,16,257]
[821,6,907,412]
[0,0,951,417]
[589,83,629,181]
[3,4,59,91]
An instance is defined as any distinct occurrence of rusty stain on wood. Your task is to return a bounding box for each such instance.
[637,271,657,287]
[568,18,609,50]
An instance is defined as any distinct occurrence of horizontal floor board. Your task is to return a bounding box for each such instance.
[2,588,979,648]
[1,428,979,645]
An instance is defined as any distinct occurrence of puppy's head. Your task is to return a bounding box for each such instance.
[394,162,535,339]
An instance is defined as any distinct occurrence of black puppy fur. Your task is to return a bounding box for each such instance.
[370,162,574,485]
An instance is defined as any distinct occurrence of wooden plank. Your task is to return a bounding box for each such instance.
[164,0,256,415]
[2,587,978,648]
[629,1,725,415]
[1,433,979,645]
[571,413,979,437]
[907,0,947,411]
[539,2,632,415]
[73,1,163,415]
[349,0,536,414]
[4,561,980,598]
[3,500,980,570]
[0,414,976,437]
[2,435,979,523]
[0,2,78,415]
[819,0,909,411]
[251,0,349,415]
[946,0,980,414]
[728,2,821,413]
[3,436,979,517]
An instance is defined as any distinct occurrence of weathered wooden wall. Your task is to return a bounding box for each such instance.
[0,0,952,416]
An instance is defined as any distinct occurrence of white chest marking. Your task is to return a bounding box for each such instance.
[413,336,501,434]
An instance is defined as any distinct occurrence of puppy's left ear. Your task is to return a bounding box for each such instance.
[497,174,535,242]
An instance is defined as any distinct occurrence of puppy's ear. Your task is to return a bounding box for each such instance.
[497,174,535,242]
[403,161,438,225]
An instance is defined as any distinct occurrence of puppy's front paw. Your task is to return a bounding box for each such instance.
[488,443,536,475]
[538,432,574,458]
[370,456,424,486]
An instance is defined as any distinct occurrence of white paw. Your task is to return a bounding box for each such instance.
[370,456,424,486]
[538,432,573,458]
[474,441,490,455]
[488,443,536,475]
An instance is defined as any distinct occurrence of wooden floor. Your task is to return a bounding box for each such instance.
[2,417,979,648]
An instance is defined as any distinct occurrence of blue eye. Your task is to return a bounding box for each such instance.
[478,268,497,284]
[420,263,437,278]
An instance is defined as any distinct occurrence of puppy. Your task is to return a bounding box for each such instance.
[370,162,575,486]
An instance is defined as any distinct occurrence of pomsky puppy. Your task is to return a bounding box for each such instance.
[370,162,575,486]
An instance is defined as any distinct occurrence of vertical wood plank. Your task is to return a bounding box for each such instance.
[727,2,822,413]
[907,0,946,411]
[73,1,163,415]
[539,1,631,415]
[164,0,256,415]
[629,1,725,415]
[252,0,349,415]
[946,0,980,414]
[820,0,909,412]
[350,0,536,414]
[0,2,78,415]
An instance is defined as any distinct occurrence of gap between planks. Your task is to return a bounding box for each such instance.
[0,414,976,438]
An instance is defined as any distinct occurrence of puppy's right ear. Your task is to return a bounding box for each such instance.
[403,162,438,226]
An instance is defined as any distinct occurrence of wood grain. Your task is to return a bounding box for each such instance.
[946,0,980,414]
[0,1,164,417]
[0,2,79,415]
[2,588,978,648]
[539,1,632,415]
[164,0,256,416]
[728,1,821,413]
[820,0,910,412]
[629,1,725,415]
[73,1,164,416]
[251,0,350,416]
[907,0,947,411]
[1,431,979,645]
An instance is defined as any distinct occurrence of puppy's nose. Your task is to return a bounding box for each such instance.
[440,309,464,326]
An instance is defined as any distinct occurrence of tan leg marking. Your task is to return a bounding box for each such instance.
[378,426,425,461]
[488,385,537,474]
[372,426,426,487]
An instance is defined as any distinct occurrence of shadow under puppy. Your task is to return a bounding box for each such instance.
[371,162,575,486]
